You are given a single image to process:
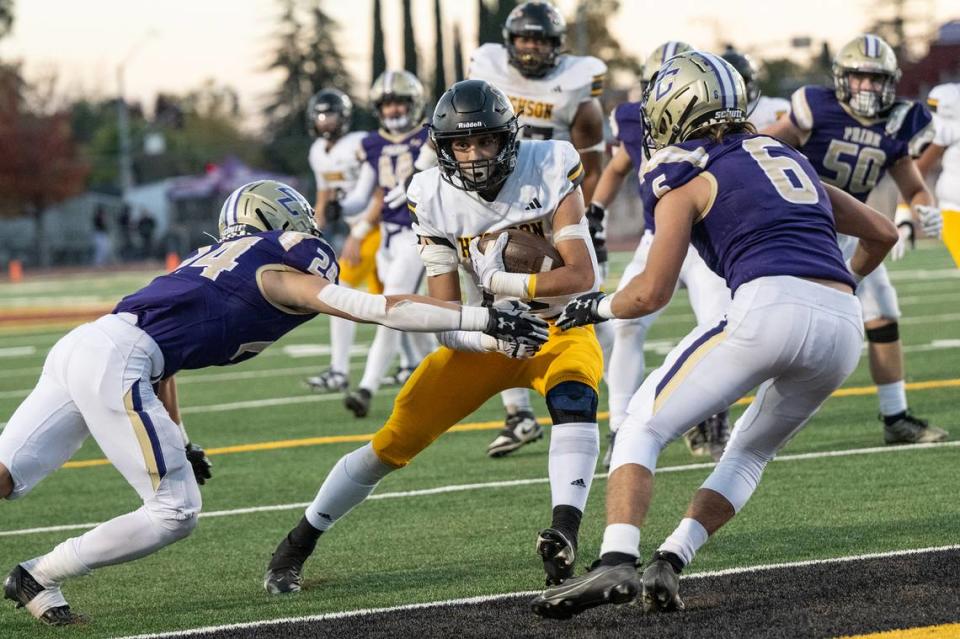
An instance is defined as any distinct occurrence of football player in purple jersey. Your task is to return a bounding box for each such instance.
[335,70,439,418]
[0,180,546,626]
[763,34,947,445]
[531,51,897,619]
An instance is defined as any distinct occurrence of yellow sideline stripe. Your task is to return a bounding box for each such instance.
[838,622,960,638]
[60,377,960,469]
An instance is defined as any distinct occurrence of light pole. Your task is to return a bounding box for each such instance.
[116,30,158,198]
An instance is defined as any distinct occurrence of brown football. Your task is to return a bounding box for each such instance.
[477,228,564,274]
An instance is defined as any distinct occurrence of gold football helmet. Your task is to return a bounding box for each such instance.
[218,180,318,241]
[640,41,695,91]
[832,34,901,118]
[370,70,426,134]
[642,51,748,152]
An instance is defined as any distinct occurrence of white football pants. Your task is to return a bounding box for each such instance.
[607,231,732,433]
[611,276,863,511]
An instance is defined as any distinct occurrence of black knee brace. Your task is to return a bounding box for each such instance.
[866,322,899,344]
[545,381,598,424]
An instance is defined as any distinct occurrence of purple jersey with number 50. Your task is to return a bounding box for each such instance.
[360,127,430,226]
[640,133,855,293]
[114,231,339,378]
[789,85,934,202]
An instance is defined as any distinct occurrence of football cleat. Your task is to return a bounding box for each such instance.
[486,410,542,457]
[883,412,948,445]
[640,552,685,614]
[530,562,639,620]
[379,366,417,388]
[3,565,84,626]
[602,431,616,470]
[683,423,710,457]
[536,528,577,586]
[263,537,313,595]
[344,388,372,418]
[305,369,348,394]
[704,411,730,462]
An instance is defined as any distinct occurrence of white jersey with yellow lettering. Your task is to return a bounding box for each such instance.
[308,131,367,197]
[408,140,599,317]
[468,43,606,143]
[749,96,790,130]
[929,82,960,208]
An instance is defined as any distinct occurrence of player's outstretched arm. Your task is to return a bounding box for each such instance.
[591,145,634,209]
[888,156,942,238]
[825,183,899,279]
[571,99,605,203]
[338,162,378,218]
[760,117,805,149]
[259,270,548,344]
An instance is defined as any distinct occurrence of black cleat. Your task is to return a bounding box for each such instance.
[602,431,616,470]
[380,366,417,388]
[264,537,313,594]
[640,552,685,613]
[704,410,730,461]
[3,565,84,626]
[344,388,372,418]
[882,411,948,444]
[536,528,577,586]
[305,369,348,394]
[530,562,639,619]
[487,410,543,457]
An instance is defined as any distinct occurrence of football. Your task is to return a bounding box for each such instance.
[476,228,564,274]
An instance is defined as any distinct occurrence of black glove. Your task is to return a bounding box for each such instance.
[586,203,608,264]
[484,301,550,349]
[185,443,213,485]
[324,199,343,224]
[557,291,609,331]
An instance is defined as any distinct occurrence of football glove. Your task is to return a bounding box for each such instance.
[484,300,550,347]
[586,202,608,264]
[891,204,914,261]
[324,199,342,224]
[557,291,610,331]
[494,337,542,359]
[914,204,943,238]
[185,443,213,485]
[469,233,508,290]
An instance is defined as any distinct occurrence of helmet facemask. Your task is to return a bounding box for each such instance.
[377,96,416,134]
[506,34,562,78]
[433,122,519,193]
[835,70,898,118]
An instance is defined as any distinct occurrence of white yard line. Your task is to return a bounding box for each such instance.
[111,543,960,639]
[3,440,956,539]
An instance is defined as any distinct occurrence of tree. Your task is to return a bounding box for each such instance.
[452,22,465,82]
[0,63,89,265]
[571,0,642,78]
[402,0,417,75]
[372,0,386,83]
[262,0,353,175]
[432,0,445,101]
[0,0,12,41]
[477,0,498,46]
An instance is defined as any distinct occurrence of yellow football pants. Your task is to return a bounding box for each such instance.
[372,324,602,467]
[338,227,383,294]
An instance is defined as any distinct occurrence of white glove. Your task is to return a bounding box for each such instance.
[384,182,407,209]
[915,204,943,238]
[891,225,911,261]
[468,233,508,290]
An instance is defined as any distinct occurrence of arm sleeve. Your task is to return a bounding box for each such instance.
[339,162,377,217]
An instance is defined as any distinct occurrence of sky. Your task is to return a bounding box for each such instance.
[0,0,956,129]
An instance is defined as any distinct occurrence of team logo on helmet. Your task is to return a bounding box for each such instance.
[218,180,319,241]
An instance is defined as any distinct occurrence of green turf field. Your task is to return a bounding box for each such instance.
[0,245,957,638]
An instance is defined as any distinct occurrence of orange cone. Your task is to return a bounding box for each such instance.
[165,252,180,272]
[8,259,22,283]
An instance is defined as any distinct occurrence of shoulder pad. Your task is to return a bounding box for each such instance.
[555,55,608,93]
[468,44,505,79]
[641,144,710,198]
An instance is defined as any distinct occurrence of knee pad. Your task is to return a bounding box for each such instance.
[865,322,899,344]
[546,382,598,424]
[143,499,200,542]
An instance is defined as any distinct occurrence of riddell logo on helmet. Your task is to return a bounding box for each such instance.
[457,121,485,128]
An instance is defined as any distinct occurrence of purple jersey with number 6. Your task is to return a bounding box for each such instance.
[360,127,430,226]
[114,231,339,378]
[789,85,934,202]
[640,133,855,293]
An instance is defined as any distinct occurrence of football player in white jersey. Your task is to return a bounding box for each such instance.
[590,42,733,466]
[264,80,604,594]
[469,0,612,456]
[721,47,790,130]
[918,82,960,265]
[302,89,383,395]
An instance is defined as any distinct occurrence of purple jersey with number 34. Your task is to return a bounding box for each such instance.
[640,133,855,293]
[114,230,339,378]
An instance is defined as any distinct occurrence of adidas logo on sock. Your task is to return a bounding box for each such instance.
[524,197,542,211]
[570,478,587,488]
[317,512,333,521]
